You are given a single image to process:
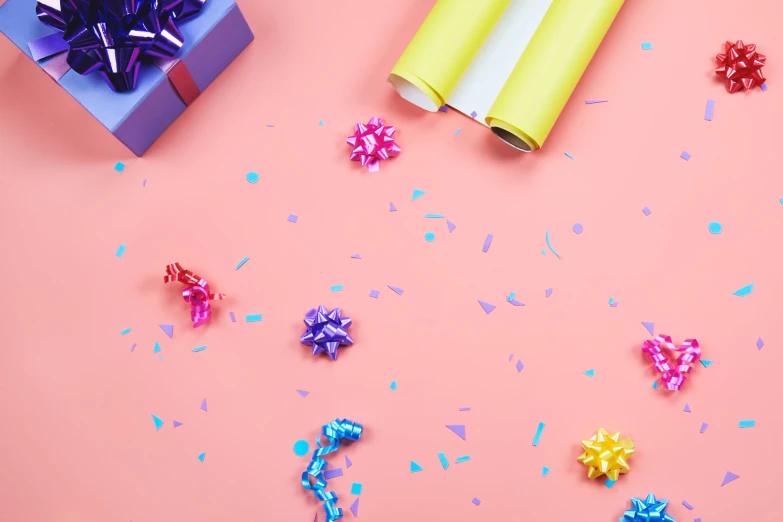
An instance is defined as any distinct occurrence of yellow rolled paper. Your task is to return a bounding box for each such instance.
[486,0,625,151]
[388,0,511,112]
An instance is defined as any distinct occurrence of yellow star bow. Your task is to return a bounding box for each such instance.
[577,428,635,480]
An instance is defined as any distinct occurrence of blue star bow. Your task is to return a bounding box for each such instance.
[622,494,676,522]
[300,306,353,360]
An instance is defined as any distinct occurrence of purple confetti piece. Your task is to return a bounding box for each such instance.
[478,300,496,314]
[681,151,691,161]
[516,360,524,372]
[761,82,768,91]
[470,111,478,119]
[288,214,298,223]
[459,407,471,411]
[472,498,481,506]
[142,178,147,187]
[700,422,708,433]
[200,398,207,412]
[683,403,691,413]
[229,311,236,322]
[438,105,448,112]
[173,420,182,428]
[695,519,702,522]
[642,322,655,336]
[389,202,397,212]
[369,289,380,298]
[682,500,694,510]
[721,471,739,486]
[572,223,583,234]
[349,498,359,517]
[508,353,514,362]
[757,337,764,350]
[546,288,553,297]
[585,99,608,104]
[158,324,174,339]
[351,254,361,259]
[446,424,466,440]
[345,456,353,468]
[130,343,137,352]
[447,220,456,233]
[323,468,343,479]
[705,99,715,121]
[388,285,404,295]
[266,124,274,127]
[642,206,651,216]
[296,389,309,398]
[482,234,493,253]
[509,299,524,306]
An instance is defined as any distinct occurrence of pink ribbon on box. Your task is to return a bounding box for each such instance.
[27,34,201,106]
[347,116,401,172]
[642,334,701,390]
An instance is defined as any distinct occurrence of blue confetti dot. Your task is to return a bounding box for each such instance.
[390,381,397,390]
[572,223,583,234]
[246,171,259,184]
[708,222,722,234]
[293,439,309,456]
[425,232,435,242]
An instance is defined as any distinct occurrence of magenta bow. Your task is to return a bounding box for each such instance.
[347,116,401,172]
[164,263,225,328]
[642,334,701,390]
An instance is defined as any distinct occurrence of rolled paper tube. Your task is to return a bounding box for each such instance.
[486,0,625,151]
[388,0,511,112]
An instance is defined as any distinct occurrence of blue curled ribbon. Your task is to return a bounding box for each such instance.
[35,0,205,92]
[302,419,363,522]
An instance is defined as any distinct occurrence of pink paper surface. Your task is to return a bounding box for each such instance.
[0,1,780,522]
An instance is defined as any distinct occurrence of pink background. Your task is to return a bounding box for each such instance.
[0,0,781,521]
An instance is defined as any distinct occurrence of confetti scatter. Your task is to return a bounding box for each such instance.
[516,360,524,372]
[564,152,574,159]
[700,422,708,433]
[235,256,250,270]
[472,497,481,506]
[330,284,344,292]
[388,285,404,295]
[708,222,722,234]
[296,389,309,398]
[349,498,359,517]
[455,455,471,463]
[287,214,298,223]
[721,471,740,486]
[120,328,131,335]
[246,314,263,322]
[739,420,756,428]
[447,220,456,232]
[584,368,595,377]
[585,99,607,104]
[323,468,343,479]
[478,300,496,314]
[642,322,655,336]
[153,341,161,354]
[114,162,125,172]
[532,422,545,447]
[641,41,652,50]
[757,337,764,350]
[683,403,691,413]
[545,230,562,259]
[482,233,493,253]
[158,324,173,339]
[412,189,426,201]
[350,483,362,495]
[152,414,164,431]
[546,288,553,297]
[438,452,449,470]
[198,452,206,463]
[245,171,259,184]
[680,151,691,161]
[345,456,353,468]
[200,399,208,412]
[410,461,423,472]
[192,345,207,353]
[390,381,397,391]
[229,311,236,322]
[425,232,436,242]
[682,500,694,510]
[572,223,583,234]
[173,420,182,427]
[369,289,380,298]
[446,424,466,440]
[116,244,126,258]
[293,440,310,456]
[705,99,715,121]
[542,466,551,477]
[642,206,651,216]
[390,202,397,212]
[733,283,754,296]
[130,343,137,352]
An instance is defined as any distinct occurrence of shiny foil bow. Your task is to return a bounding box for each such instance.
[35,0,205,92]
[577,428,635,480]
[164,262,225,328]
[347,116,401,172]
[715,40,766,93]
[300,305,353,360]
[622,494,676,522]
[302,419,364,522]
[642,335,701,391]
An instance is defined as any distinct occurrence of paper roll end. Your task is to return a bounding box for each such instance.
[487,119,538,152]
[388,72,441,112]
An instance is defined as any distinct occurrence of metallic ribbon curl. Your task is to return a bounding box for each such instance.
[622,493,676,522]
[302,419,364,522]
[642,334,701,391]
[577,428,635,481]
[300,305,354,361]
[347,116,401,172]
[715,40,766,93]
[164,262,225,328]
[35,0,206,92]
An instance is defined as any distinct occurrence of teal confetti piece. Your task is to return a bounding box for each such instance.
[454,128,461,136]
[390,381,397,391]
[653,380,658,389]
[700,359,713,368]
[246,314,263,322]
[738,420,756,428]
[545,230,562,259]
[542,466,551,477]
[437,452,449,470]
[116,244,126,257]
[198,452,206,462]
[605,479,616,488]
[152,414,164,430]
[293,440,310,456]
[641,42,652,50]
[733,283,754,296]
[532,422,545,446]
[330,284,344,292]
[192,346,207,353]
[424,232,435,242]
[584,368,595,377]
[120,328,131,335]
[455,455,471,463]
[153,341,161,353]
[114,162,125,172]
[318,120,324,126]
[235,256,250,270]
[508,292,516,302]
[245,172,259,184]
[425,213,445,218]
[351,483,362,495]
[410,461,423,472]
[564,152,574,159]
[412,189,426,201]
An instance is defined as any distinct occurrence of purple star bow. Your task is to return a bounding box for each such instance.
[300,306,353,360]
[347,116,401,172]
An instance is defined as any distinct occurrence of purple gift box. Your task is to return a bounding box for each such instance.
[0,0,254,156]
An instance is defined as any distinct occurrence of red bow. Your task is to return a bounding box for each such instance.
[715,40,766,93]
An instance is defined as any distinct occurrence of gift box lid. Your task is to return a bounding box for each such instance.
[0,0,242,132]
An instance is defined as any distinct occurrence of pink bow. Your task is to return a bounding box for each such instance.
[347,116,401,172]
[642,335,701,390]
